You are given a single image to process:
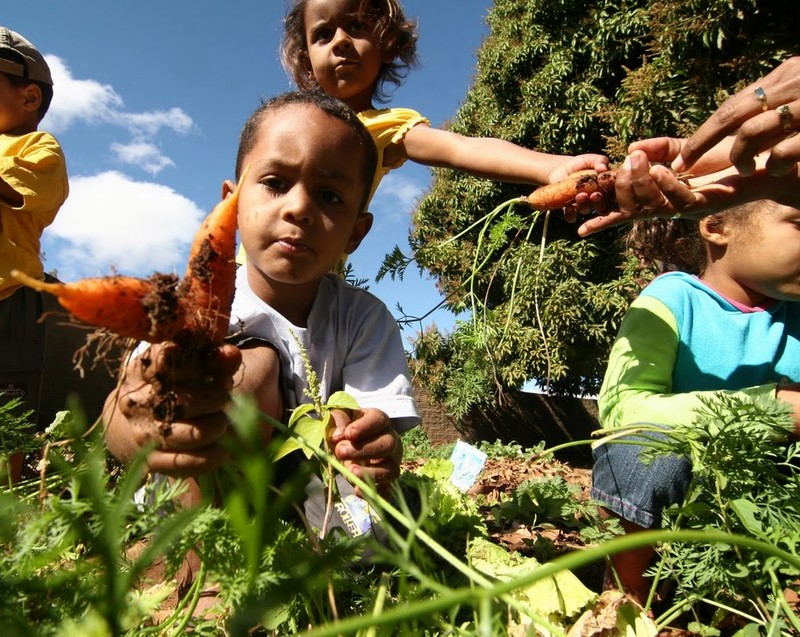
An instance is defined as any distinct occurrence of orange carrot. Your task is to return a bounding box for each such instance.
[10,168,247,347]
[180,168,247,343]
[10,269,183,342]
[522,170,617,211]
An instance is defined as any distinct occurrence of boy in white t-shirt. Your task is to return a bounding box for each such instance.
[103,90,418,538]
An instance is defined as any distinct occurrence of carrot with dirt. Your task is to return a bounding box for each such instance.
[9,270,183,342]
[520,166,727,212]
[521,170,619,211]
[11,169,247,348]
[178,169,245,344]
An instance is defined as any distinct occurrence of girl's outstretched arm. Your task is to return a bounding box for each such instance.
[399,123,608,185]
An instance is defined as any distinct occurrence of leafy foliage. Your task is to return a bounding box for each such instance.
[3,393,800,633]
[586,394,800,630]
[401,0,800,418]
[639,394,800,628]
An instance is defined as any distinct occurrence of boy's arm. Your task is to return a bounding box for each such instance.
[400,123,608,186]
[0,132,68,212]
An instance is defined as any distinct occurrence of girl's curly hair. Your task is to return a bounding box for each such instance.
[282,0,419,104]
[625,200,764,286]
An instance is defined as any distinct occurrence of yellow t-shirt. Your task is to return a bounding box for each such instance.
[0,131,68,299]
[235,107,429,266]
[357,107,429,207]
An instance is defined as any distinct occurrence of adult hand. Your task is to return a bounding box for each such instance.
[329,407,402,497]
[674,56,800,177]
[577,144,697,236]
[576,139,797,236]
[103,342,241,477]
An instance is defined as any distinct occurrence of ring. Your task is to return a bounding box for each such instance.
[778,104,793,132]
[754,86,768,112]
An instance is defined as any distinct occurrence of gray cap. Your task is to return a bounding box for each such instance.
[0,27,52,85]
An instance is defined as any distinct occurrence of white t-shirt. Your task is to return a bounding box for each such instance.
[230,267,419,432]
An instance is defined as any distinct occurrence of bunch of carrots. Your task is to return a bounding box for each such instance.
[12,172,245,351]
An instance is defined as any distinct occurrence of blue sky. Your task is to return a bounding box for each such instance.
[5,1,492,346]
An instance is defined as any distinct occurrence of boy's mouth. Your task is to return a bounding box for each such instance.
[277,237,309,253]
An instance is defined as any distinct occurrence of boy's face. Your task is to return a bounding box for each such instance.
[233,103,372,291]
[0,74,40,135]
[304,0,386,111]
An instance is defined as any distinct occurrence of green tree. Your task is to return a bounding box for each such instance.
[392,0,798,418]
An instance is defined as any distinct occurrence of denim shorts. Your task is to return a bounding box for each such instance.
[591,430,692,529]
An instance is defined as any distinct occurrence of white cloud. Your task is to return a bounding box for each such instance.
[110,141,175,175]
[44,171,206,280]
[41,55,194,175]
[41,56,123,133]
[371,172,425,220]
[114,108,194,137]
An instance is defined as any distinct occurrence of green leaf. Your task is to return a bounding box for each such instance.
[325,391,360,411]
[468,537,597,620]
[287,403,317,428]
[729,498,765,538]
[294,416,325,450]
[273,414,327,460]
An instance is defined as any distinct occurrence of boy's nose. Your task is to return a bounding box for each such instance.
[281,187,313,224]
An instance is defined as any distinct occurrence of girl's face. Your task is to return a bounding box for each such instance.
[303,0,386,112]
[706,204,800,304]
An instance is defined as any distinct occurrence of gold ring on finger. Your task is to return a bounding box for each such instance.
[754,86,768,112]
[778,104,794,132]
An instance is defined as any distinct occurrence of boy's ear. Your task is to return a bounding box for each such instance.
[699,216,729,247]
[22,84,42,112]
[344,212,374,254]
[221,179,236,199]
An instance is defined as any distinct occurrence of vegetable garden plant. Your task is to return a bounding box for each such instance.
[3,0,800,634]
[1,388,799,636]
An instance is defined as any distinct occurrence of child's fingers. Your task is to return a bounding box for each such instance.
[335,424,402,468]
[344,458,401,497]
[327,408,351,444]
[336,407,391,444]
[145,445,230,477]
[136,342,241,386]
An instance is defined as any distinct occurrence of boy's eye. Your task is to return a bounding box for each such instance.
[349,19,367,33]
[262,176,288,192]
[318,189,344,205]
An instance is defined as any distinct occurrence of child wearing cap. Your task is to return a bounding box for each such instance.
[0,27,68,482]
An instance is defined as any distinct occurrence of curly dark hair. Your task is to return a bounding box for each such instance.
[281,0,419,104]
[625,200,765,284]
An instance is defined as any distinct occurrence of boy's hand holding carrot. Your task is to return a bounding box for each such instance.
[104,342,242,477]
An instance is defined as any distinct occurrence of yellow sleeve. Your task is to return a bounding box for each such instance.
[359,107,430,165]
[0,131,68,214]
[357,108,430,207]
